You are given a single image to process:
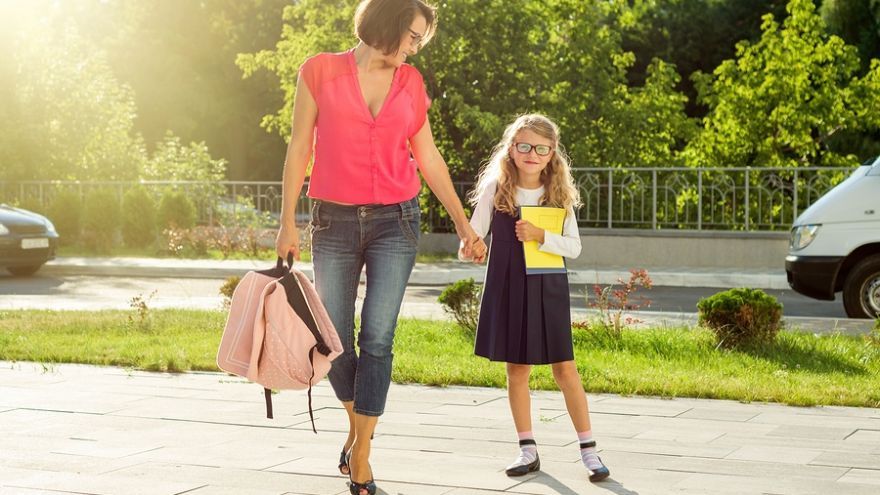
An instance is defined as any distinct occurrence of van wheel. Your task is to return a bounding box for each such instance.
[843,255,880,319]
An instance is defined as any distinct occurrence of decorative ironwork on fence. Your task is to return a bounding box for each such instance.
[571,166,850,230]
[0,166,854,232]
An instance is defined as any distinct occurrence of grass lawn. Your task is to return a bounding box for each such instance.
[1,309,878,408]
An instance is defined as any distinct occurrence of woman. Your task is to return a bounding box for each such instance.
[274,1,483,494]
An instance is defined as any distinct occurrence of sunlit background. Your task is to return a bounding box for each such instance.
[0,0,290,183]
[0,0,878,187]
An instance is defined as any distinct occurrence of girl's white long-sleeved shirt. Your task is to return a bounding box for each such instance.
[468,181,582,259]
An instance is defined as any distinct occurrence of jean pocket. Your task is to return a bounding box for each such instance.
[398,214,420,248]
[309,219,331,234]
[309,203,331,235]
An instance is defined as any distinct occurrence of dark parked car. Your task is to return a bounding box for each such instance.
[0,204,59,276]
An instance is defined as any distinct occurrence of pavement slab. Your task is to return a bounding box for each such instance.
[2,361,879,494]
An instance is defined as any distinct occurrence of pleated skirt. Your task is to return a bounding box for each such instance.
[474,211,573,365]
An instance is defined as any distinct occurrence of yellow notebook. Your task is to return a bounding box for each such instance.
[518,206,567,275]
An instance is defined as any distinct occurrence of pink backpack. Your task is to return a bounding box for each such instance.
[217,256,342,432]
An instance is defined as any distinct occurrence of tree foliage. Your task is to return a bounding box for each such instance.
[239,0,694,177]
[2,0,879,187]
[685,0,880,168]
[820,0,880,70]
[143,133,228,184]
[619,0,789,117]
[237,0,358,140]
[0,7,144,181]
[143,133,228,221]
[102,0,291,181]
[0,0,290,183]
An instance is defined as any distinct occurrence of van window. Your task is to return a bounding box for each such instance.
[868,156,880,176]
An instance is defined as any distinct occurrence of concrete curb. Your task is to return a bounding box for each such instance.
[42,256,790,289]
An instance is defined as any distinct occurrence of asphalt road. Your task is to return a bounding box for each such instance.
[0,272,849,318]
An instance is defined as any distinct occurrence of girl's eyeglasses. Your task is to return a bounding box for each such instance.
[514,142,553,156]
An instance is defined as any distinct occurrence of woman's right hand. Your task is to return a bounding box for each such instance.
[275,224,300,261]
[455,222,486,262]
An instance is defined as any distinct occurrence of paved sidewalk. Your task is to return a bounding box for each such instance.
[2,362,879,495]
[41,256,791,290]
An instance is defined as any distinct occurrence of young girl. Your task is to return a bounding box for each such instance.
[461,114,610,483]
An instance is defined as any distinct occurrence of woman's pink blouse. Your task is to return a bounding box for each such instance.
[300,49,431,205]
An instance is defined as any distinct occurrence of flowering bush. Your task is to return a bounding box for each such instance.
[581,269,653,336]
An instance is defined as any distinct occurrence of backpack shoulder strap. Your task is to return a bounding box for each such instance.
[278,272,331,356]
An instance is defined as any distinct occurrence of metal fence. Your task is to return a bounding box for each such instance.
[0,166,854,232]
[570,166,851,230]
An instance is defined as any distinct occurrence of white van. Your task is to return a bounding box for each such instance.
[786,156,880,318]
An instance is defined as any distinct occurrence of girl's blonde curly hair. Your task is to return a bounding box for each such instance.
[469,114,581,215]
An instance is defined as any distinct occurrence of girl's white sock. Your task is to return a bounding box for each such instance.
[512,431,538,465]
[577,430,603,471]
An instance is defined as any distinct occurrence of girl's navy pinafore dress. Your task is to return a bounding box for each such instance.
[474,209,574,364]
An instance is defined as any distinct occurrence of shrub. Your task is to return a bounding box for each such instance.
[438,277,481,334]
[586,268,653,336]
[121,187,157,247]
[158,189,196,230]
[160,228,186,257]
[82,189,121,253]
[186,226,212,257]
[213,195,273,229]
[47,190,82,246]
[15,196,45,215]
[219,276,241,309]
[697,287,783,349]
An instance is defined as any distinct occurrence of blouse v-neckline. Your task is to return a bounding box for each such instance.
[349,48,400,122]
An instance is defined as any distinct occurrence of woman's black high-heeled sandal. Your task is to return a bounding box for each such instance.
[339,433,372,475]
[348,479,377,495]
[338,447,350,475]
[346,452,377,495]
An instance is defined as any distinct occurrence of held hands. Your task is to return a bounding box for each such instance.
[275,224,300,261]
[515,220,545,244]
[459,237,487,264]
[455,222,487,264]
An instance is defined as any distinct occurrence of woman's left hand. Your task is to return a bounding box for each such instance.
[515,220,545,243]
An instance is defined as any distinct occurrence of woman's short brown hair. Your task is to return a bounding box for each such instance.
[354,0,437,55]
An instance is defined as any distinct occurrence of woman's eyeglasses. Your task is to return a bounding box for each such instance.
[514,142,553,156]
[408,28,424,48]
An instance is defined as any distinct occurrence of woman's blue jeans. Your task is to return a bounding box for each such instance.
[310,197,419,416]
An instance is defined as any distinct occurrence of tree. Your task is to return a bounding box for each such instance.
[821,0,880,70]
[684,0,880,168]
[237,0,358,141]
[0,5,145,181]
[143,132,228,220]
[240,0,693,174]
[532,0,694,168]
[820,0,880,161]
[99,0,291,181]
[619,0,789,118]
